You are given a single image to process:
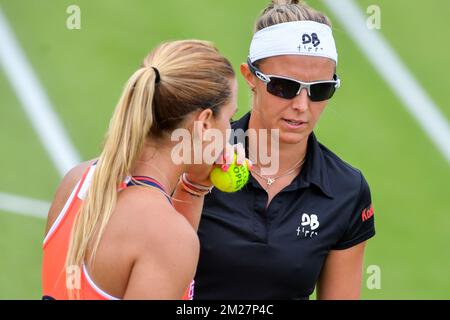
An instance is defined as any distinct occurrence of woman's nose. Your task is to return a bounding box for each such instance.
[290,88,309,112]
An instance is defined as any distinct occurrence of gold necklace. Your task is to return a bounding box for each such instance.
[251,157,306,187]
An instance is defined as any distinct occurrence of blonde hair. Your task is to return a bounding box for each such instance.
[66,40,234,298]
[255,0,331,33]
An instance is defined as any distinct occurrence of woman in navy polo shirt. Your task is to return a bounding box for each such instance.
[194,0,376,299]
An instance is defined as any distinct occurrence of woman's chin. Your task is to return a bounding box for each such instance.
[278,131,309,145]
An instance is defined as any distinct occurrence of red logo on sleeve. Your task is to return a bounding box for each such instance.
[362,204,374,222]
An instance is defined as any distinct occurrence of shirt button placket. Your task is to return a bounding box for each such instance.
[253,190,268,243]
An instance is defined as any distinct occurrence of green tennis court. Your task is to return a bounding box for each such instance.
[0,0,449,299]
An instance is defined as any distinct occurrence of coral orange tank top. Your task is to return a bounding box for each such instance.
[42,163,195,300]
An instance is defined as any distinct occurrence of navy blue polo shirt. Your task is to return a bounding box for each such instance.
[194,112,376,300]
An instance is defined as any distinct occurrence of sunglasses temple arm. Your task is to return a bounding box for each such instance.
[247,57,257,74]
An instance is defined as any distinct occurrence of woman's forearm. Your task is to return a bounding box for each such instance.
[172,182,206,231]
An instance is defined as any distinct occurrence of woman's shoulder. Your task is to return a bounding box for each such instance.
[109,186,200,289]
[45,159,97,236]
[88,183,199,299]
[113,186,199,253]
[317,142,369,191]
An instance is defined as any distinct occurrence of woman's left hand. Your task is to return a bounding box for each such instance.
[185,142,252,186]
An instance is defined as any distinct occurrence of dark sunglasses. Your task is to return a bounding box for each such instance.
[247,58,340,101]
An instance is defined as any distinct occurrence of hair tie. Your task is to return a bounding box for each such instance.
[151,66,160,83]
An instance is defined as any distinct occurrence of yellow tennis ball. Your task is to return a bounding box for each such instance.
[209,154,249,193]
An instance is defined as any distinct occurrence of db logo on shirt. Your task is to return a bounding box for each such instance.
[296,213,320,239]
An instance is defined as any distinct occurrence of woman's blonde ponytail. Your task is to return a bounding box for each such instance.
[66,66,159,297]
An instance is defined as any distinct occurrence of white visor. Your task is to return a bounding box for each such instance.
[249,20,338,65]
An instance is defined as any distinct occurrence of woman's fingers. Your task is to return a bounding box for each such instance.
[246,159,254,171]
[217,143,232,171]
[234,143,245,166]
[215,143,250,172]
[232,143,253,171]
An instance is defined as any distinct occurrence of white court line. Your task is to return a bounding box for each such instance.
[0,7,81,176]
[322,0,450,164]
[0,192,50,219]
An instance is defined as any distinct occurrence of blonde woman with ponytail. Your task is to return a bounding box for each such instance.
[42,40,240,300]
[195,0,376,299]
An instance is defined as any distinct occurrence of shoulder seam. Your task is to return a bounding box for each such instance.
[318,142,363,175]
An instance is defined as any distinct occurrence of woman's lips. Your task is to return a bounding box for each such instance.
[282,118,307,129]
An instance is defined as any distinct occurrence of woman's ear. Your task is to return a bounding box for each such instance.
[197,108,214,130]
[191,108,214,141]
[240,63,256,91]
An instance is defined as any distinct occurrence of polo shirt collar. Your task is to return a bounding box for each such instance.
[231,112,334,199]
